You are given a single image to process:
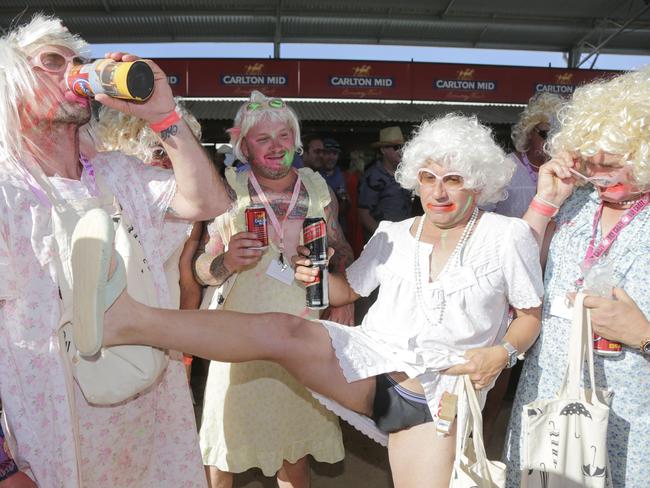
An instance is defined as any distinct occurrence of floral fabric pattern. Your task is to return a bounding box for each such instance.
[504,186,650,487]
[0,153,204,487]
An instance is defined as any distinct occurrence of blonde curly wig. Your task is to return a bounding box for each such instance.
[550,68,650,186]
[91,101,202,163]
[511,92,565,153]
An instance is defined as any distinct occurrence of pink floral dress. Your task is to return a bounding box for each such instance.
[0,152,205,487]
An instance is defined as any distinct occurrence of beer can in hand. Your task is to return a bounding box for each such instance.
[306,263,329,310]
[245,205,269,249]
[302,217,327,264]
[66,59,154,101]
[593,334,622,356]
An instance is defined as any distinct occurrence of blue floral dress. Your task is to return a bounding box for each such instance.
[504,186,650,487]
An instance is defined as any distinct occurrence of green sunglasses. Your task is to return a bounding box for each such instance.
[246,98,285,111]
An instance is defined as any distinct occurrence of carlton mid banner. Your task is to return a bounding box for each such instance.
[153,58,616,103]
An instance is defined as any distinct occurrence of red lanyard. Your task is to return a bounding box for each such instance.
[583,193,650,268]
[248,169,302,259]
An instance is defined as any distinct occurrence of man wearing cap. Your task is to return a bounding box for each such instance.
[358,126,412,239]
[320,138,350,217]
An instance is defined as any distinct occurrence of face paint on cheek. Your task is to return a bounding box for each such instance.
[282,149,294,167]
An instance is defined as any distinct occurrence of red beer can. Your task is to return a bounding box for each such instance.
[302,217,328,264]
[245,205,268,249]
[593,334,622,356]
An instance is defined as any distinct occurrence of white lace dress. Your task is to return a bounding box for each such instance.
[312,213,544,445]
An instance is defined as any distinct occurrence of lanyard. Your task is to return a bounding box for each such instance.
[79,153,99,197]
[583,193,650,268]
[519,153,539,184]
[248,169,302,263]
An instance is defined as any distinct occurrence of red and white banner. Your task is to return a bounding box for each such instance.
[152,58,617,103]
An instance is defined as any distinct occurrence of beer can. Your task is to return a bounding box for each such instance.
[66,59,154,101]
[306,263,329,310]
[593,334,623,356]
[245,205,269,249]
[302,217,327,264]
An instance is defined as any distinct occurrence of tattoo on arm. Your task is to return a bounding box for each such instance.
[209,254,234,286]
[160,124,179,141]
[324,188,355,273]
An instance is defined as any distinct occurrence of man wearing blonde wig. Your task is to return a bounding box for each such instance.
[193,90,350,488]
[0,15,230,486]
[505,68,650,486]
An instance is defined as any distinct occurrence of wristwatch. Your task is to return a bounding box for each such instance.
[640,338,650,355]
[501,341,519,368]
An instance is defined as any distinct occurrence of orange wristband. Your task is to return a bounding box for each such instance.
[182,355,193,366]
[150,110,181,132]
[529,197,558,217]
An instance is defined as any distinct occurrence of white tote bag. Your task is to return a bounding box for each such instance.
[521,293,612,488]
[450,374,506,488]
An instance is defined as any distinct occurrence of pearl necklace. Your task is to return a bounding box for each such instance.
[413,207,479,327]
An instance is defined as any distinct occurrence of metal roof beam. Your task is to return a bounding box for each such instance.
[576,2,650,67]
[273,0,282,58]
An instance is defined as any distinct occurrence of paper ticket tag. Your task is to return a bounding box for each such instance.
[266,258,295,286]
[549,294,573,320]
[436,391,458,434]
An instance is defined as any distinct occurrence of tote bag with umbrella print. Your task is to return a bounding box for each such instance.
[521,293,612,488]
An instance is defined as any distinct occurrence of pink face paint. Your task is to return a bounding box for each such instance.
[64,89,90,106]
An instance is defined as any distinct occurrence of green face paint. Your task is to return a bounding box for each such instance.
[434,194,474,229]
[282,149,295,167]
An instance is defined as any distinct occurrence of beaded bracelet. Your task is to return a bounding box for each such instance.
[150,110,181,133]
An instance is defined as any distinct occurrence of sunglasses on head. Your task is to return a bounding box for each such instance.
[417,168,465,190]
[246,98,285,111]
[29,47,88,73]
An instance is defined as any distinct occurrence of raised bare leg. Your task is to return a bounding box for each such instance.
[105,295,375,415]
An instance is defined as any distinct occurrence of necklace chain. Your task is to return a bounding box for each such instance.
[414,207,479,327]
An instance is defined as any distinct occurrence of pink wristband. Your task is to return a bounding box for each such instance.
[530,197,558,217]
[150,111,181,133]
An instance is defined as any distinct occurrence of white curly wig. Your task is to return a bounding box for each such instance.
[395,114,514,205]
[91,101,202,163]
[511,92,565,153]
[229,90,301,162]
[0,14,88,170]
[549,68,650,186]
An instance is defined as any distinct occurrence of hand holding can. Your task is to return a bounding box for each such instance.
[85,52,176,124]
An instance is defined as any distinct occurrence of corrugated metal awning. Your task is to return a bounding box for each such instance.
[181,99,522,124]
